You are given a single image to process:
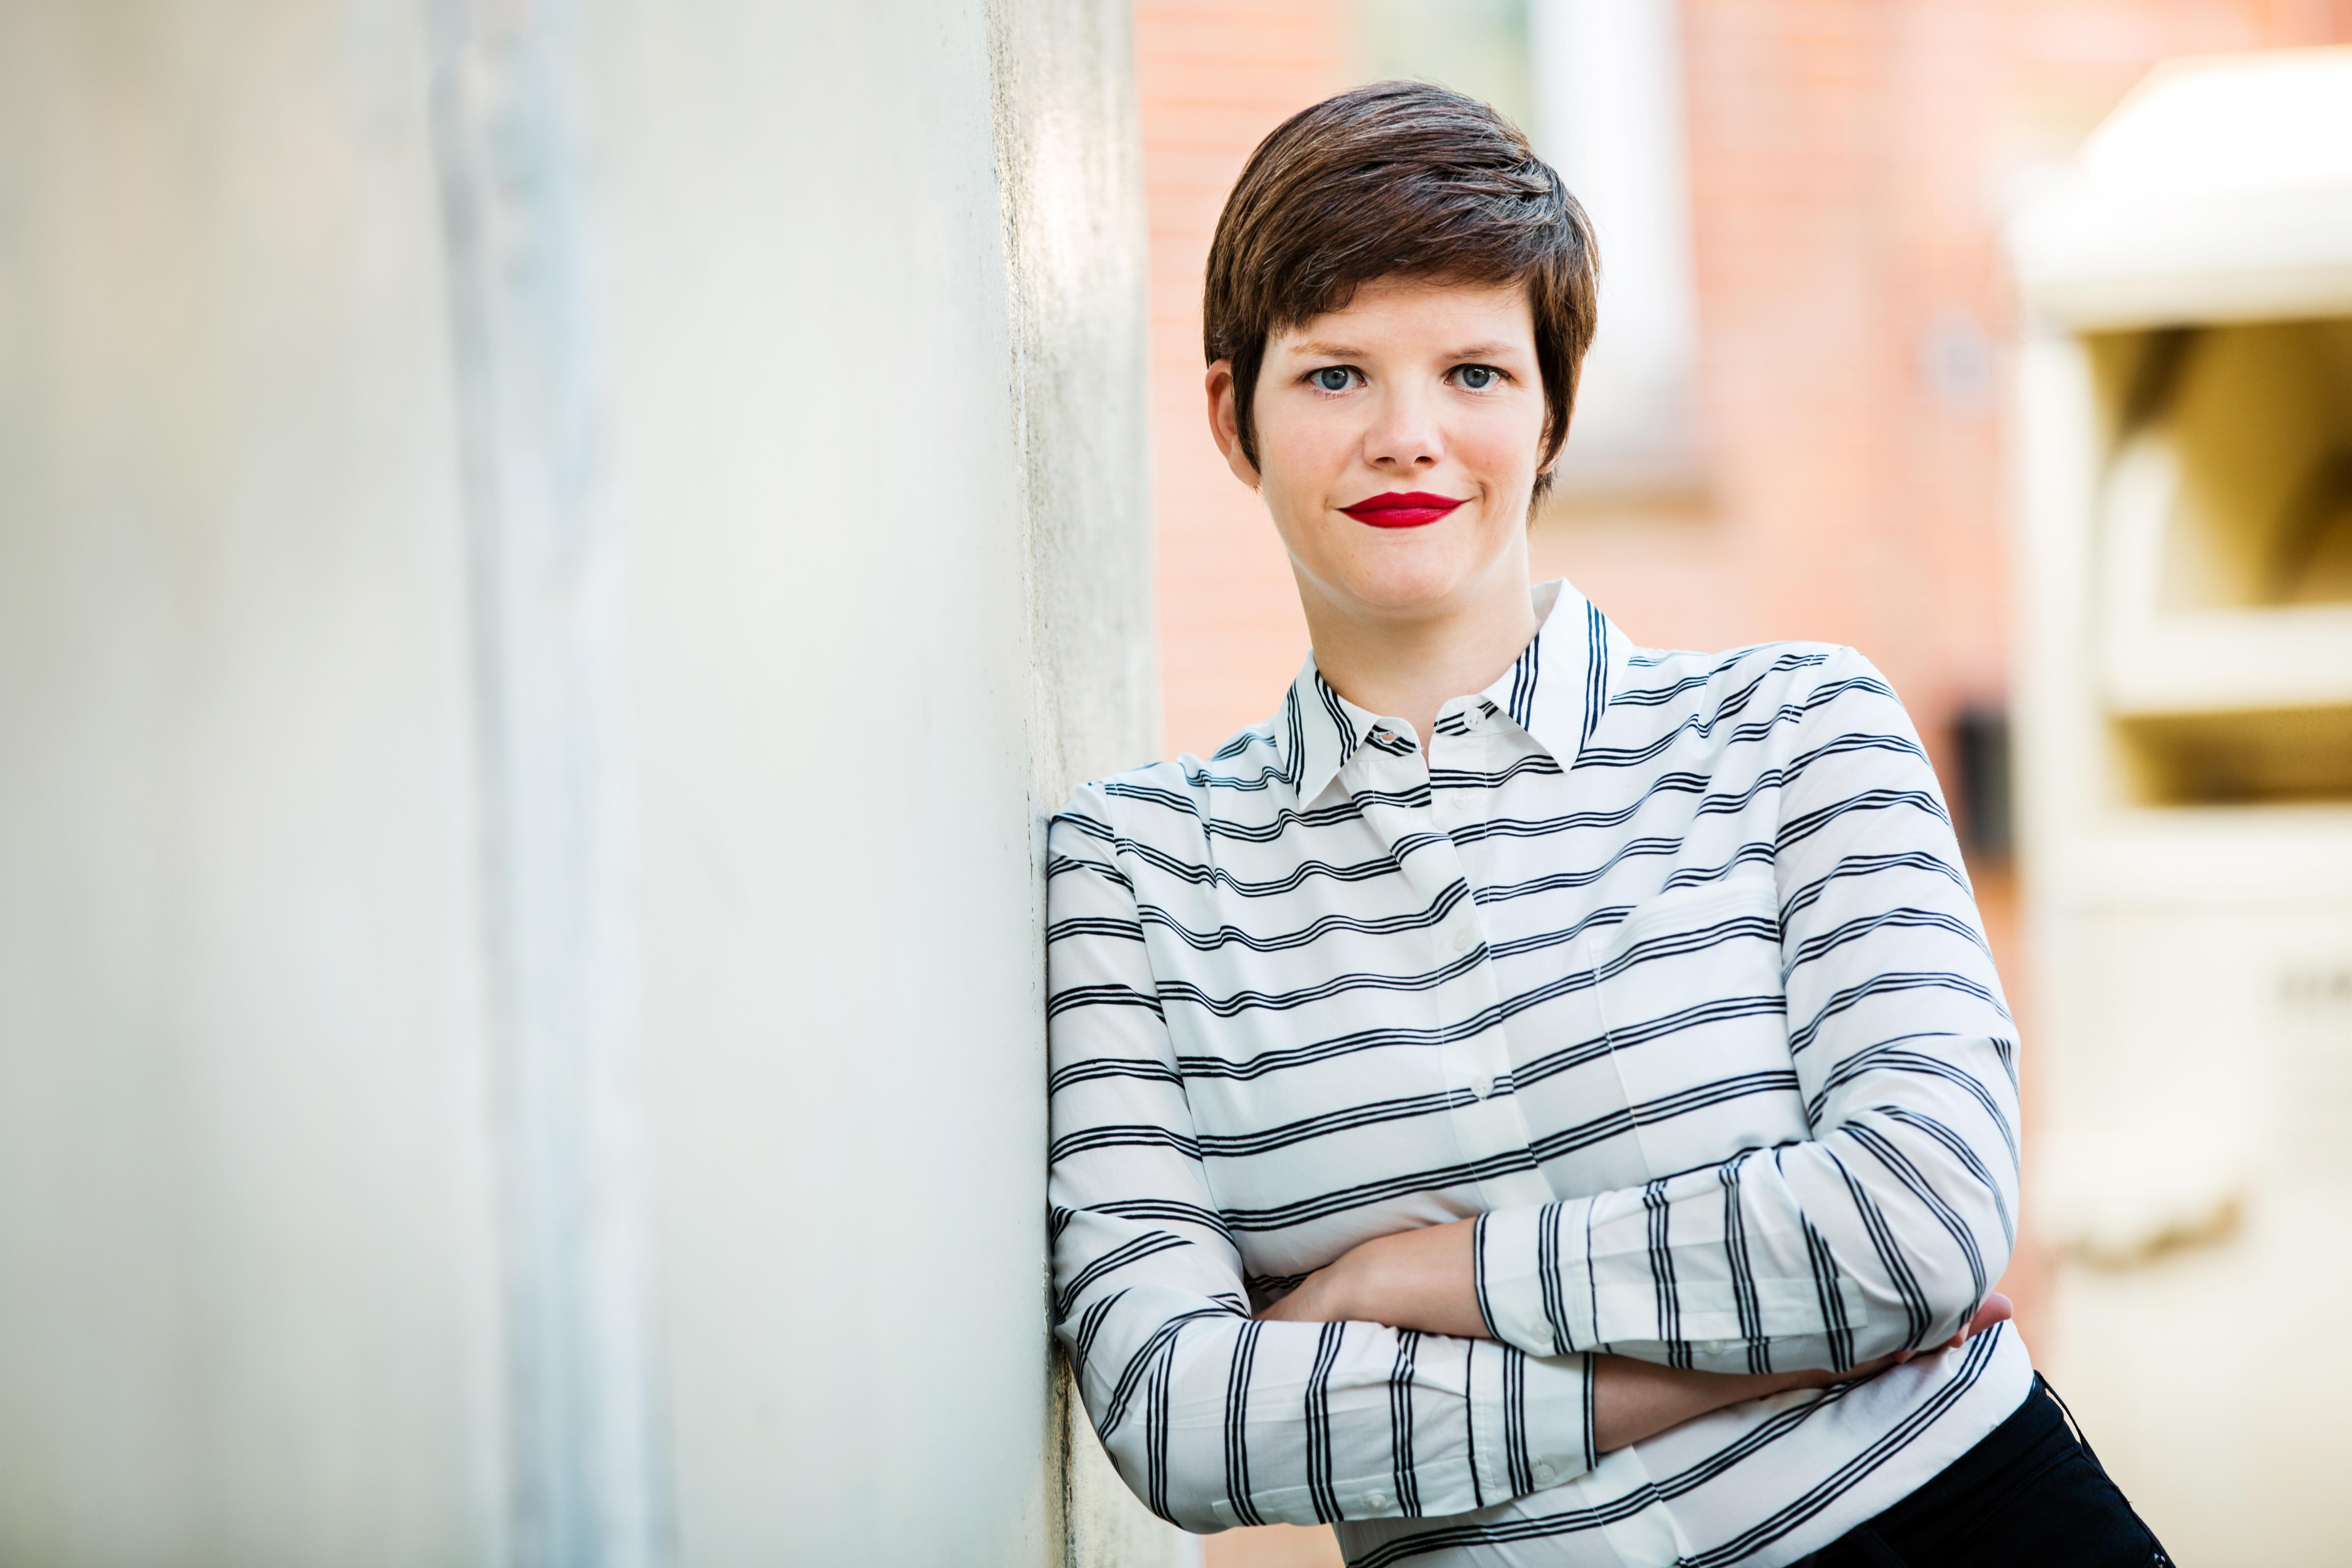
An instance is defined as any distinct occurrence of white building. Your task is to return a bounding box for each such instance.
[2010,45,2352,1565]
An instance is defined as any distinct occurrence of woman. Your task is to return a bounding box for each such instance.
[1048,83,2164,1566]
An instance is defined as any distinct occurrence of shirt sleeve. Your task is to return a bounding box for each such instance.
[1048,790,1597,1531]
[1472,649,2020,1374]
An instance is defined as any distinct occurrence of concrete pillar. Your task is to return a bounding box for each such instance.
[0,1,1180,1563]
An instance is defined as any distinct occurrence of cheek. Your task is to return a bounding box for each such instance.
[1460,401,1547,483]
[1259,401,1351,470]
[1254,406,1354,510]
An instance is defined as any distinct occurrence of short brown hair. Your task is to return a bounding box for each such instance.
[1204,81,1598,501]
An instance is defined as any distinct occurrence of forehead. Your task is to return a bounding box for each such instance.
[1271,275,1534,356]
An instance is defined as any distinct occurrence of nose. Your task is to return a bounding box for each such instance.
[1363,380,1442,471]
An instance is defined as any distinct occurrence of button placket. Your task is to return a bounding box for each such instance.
[1423,710,1547,1210]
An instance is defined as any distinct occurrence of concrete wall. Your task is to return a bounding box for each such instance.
[0,1,1173,1563]
[0,6,502,1559]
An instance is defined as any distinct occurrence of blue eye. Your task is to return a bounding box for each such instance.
[1457,365,1498,390]
[1311,366,1355,392]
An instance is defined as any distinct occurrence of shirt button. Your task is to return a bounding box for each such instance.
[1533,1462,1557,1486]
[1474,1075,1495,1100]
[1364,1489,1390,1510]
[1452,926,1478,953]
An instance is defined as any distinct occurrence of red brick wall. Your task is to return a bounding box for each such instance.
[1136,0,1342,763]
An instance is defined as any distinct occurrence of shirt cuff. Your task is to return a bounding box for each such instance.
[1475,1203,1594,1357]
[1467,1337,1595,1503]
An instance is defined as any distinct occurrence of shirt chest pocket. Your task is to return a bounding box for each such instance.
[1588,872,1813,1175]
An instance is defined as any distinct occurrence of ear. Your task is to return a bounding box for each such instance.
[1205,360,1260,490]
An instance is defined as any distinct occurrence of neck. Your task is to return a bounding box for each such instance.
[1297,560,1542,753]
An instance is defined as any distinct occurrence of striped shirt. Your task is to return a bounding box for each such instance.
[1046,580,2033,1567]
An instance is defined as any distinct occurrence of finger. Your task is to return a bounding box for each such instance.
[1965,1292,2014,1338]
[1936,1291,2015,1349]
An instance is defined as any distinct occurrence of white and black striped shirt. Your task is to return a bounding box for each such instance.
[1047,580,2033,1567]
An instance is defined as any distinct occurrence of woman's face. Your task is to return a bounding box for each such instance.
[1211,275,1549,622]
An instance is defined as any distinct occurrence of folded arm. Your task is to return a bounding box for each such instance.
[1472,654,2021,1373]
[1049,800,1595,1530]
[1259,1217,2011,1451]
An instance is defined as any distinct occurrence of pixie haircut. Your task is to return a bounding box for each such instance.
[1204,81,1598,500]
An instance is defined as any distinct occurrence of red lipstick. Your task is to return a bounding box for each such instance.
[1339,490,1467,528]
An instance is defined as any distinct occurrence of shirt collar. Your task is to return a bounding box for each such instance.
[1275,579,1612,805]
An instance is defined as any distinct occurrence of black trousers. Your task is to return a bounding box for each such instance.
[1797,1376,2171,1568]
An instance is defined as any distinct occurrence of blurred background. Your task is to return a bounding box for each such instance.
[1135,3,2352,1565]
[2,2,2349,1566]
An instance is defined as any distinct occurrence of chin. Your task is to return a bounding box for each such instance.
[1326,542,1494,616]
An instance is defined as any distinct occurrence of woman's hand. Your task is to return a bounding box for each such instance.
[1599,1292,2013,1451]
[1899,1290,2014,1363]
[1255,1218,1485,1337]
[1745,1291,2014,1393]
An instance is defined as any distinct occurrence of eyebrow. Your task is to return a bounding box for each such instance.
[1285,339,1526,361]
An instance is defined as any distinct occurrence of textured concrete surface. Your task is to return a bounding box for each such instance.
[0,0,1164,1563]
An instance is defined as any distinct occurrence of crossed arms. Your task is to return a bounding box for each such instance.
[1047,659,2022,1530]
[1257,1213,2011,1455]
